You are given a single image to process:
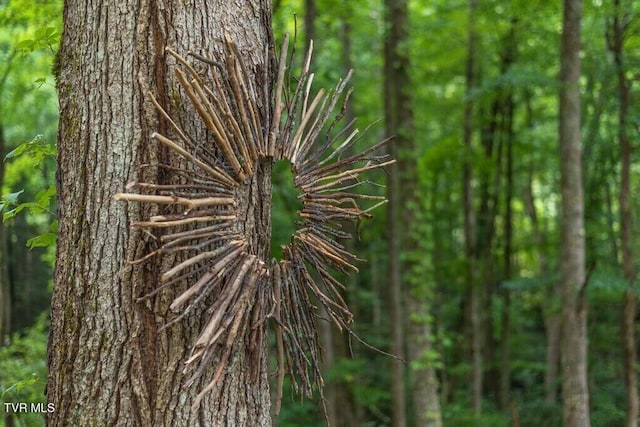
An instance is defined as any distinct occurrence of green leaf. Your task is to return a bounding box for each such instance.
[16,39,35,52]
[34,77,47,88]
[4,144,25,160]
[2,190,24,206]
[15,375,38,392]
[3,204,26,221]
[4,134,56,165]
[35,185,55,208]
[26,232,57,249]
[24,201,44,215]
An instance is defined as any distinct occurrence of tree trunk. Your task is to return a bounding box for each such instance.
[463,0,482,415]
[47,2,273,425]
[0,124,9,346]
[608,1,638,425]
[558,0,590,425]
[384,0,441,425]
[500,91,514,411]
[304,0,316,48]
[384,0,406,424]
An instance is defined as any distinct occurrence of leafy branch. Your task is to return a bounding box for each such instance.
[1,135,57,249]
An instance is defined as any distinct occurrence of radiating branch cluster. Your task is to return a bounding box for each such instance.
[114,33,394,413]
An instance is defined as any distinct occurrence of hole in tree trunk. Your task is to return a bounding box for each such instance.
[270,159,303,259]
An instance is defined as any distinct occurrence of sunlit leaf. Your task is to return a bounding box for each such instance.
[35,185,55,208]
[2,189,24,206]
[26,232,57,249]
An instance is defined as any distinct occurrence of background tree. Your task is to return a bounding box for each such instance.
[462,0,482,415]
[607,0,638,425]
[47,1,273,425]
[382,0,443,424]
[558,0,590,425]
[384,0,408,424]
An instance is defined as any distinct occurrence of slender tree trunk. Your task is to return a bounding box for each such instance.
[47,2,273,425]
[462,0,482,415]
[0,124,9,346]
[558,0,590,425]
[496,21,517,410]
[384,102,406,423]
[0,56,14,349]
[478,102,500,409]
[384,0,406,424]
[500,94,514,411]
[385,0,442,427]
[608,2,638,425]
[304,0,316,47]
[385,0,442,425]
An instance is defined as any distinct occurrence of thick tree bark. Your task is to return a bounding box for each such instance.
[558,0,590,425]
[47,1,273,426]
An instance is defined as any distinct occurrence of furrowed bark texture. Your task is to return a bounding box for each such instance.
[558,0,590,425]
[47,1,273,425]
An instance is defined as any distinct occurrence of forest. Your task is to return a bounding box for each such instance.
[0,0,639,426]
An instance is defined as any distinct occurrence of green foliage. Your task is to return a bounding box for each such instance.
[276,377,324,427]
[0,0,59,335]
[271,159,302,259]
[1,135,57,249]
[442,401,510,427]
[327,358,390,411]
[2,186,56,222]
[5,134,57,169]
[15,26,59,54]
[0,316,48,427]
